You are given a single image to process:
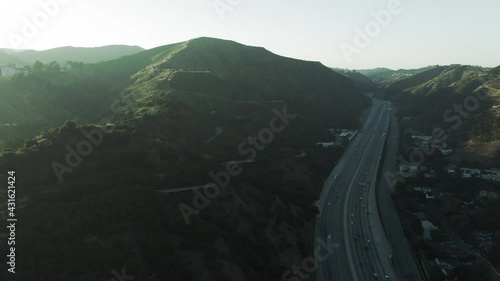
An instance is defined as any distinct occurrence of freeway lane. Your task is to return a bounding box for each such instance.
[316,98,397,281]
[378,112,423,281]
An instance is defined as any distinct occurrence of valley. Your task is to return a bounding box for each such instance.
[0,36,499,281]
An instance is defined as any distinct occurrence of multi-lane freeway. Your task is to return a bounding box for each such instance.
[316,97,404,281]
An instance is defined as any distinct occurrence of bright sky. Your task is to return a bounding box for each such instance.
[0,0,499,69]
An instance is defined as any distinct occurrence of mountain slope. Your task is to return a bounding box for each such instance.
[0,37,369,281]
[359,66,436,85]
[1,45,145,64]
[385,64,500,165]
[335,69,380,93]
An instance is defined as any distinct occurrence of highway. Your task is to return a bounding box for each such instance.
[377,112,424,281]
[315,98,398,281]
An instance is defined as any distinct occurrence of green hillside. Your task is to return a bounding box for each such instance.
[335,69,380,93]
[358,66,437,85]
[384,64,500,165]
[0,37,369,280]
[0,42,186,141]
[0,45,145,65]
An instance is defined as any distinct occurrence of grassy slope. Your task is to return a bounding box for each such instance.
[0,37,369,280]
[337,70,380,93]
[386,64,500,165]
[8,45,145,64]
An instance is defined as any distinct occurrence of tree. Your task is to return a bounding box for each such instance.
[32,61,45,73]
[59,120,77,134]
[47,61,61,73]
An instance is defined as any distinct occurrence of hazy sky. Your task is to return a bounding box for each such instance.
[0,0,498,69]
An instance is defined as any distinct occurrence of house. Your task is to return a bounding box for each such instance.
[316,142,336,148]
[422,220,438,240]
[478,190,500,200]
[1,66,18,77]
[414,187,435,199]
[460,168,481,178]
[399,164,419,178]
[477,231,494,241]
[425,169,437,178]
[482,170,500,182]
[445,165,457,175]
[440,146,453,156]
[410,164,419,173]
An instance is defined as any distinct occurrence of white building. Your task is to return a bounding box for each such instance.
[1,66,18,77]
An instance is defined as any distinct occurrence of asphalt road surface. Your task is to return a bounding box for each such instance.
[377,111,424,281]
[316,98,406,281]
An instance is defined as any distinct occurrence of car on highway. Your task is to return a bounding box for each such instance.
[367,239,371,244]
[327,202,331,206]
[384,275,390,280]
[373,273,378,279]
[327,234,331,239]
[351,220,354,225]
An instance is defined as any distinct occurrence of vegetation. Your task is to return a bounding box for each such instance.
[385,64,500,164]
[0,45,144,64]
[0,37,369,280]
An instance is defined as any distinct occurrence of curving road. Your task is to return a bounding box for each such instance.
[315,97,399,281]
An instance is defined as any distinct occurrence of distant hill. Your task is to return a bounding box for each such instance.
[383,64,500,165]
[0,49,23,64]
[334,69,380,93]
[358,66,437,85]
[0,45,145,64]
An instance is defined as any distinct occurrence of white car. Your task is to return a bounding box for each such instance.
[327,202,331,206]
[351,221,354,225]
[328,234,331,239]
[384,275,390,280]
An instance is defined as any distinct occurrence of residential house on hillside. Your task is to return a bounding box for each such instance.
[460,168,481,178]
[482,170,500,181]
[414,187,436,199]
[408,132,453,156]
[1,66,18,77]
[0,62,25,77]
[478,190,500,200]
